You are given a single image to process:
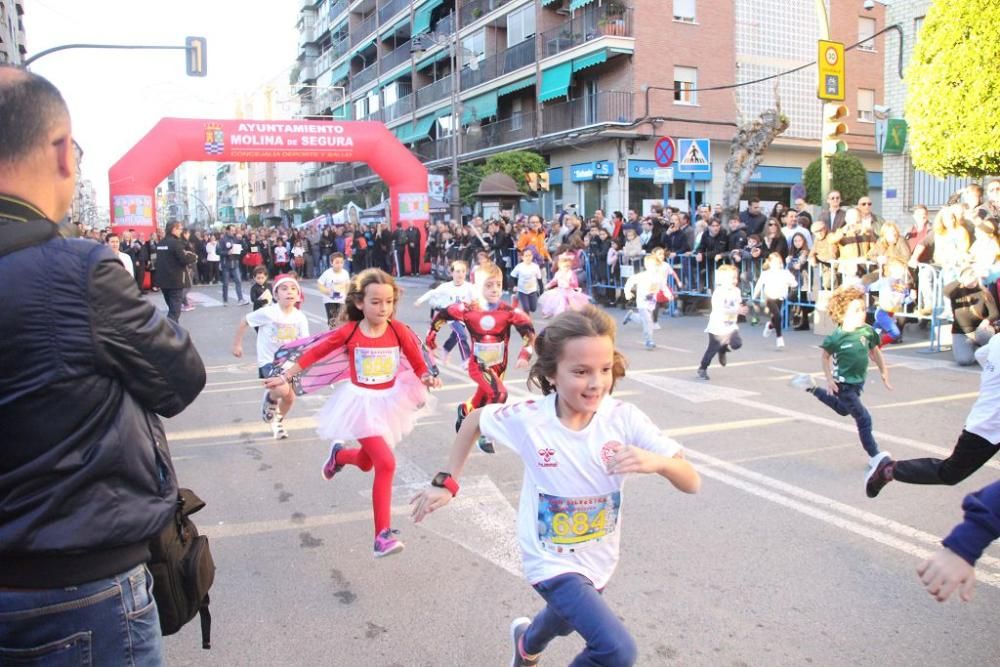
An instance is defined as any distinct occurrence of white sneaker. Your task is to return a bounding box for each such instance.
[776,336,785,349]
[789,373,816,391]
[272,417,288,440]
[653,322,662,330]
[238,299,251,306]
[763,322,773,338]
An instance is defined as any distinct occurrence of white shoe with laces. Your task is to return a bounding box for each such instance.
[776,336,785,349]
[789,374,816,391]
[763,322,773,338]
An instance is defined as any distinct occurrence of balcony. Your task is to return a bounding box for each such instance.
[412,137,452,163]
[382,92,413,123]
[541,6,634,57]
[300,0,315,9]
[378,0,408,24]
[355,61,379,88]
[298,21,316,47]
[380,39,412,72]
[352,14,378,46]
[541,91,632,134]
[298,62,316,84]
[415,74,454,109]
[331,35,351,60]
[460,37,534,90]
[460,0,515,26]
[464,111,536,152]
[328,0,348,19]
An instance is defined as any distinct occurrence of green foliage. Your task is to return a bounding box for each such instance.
[803,152,868,205]
[246,213,262,227]
[905,0,1000,176]
[459,163,486,206]
[483,151,548,196]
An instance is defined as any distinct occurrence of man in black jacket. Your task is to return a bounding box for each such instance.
[155,221,197,321]
[406,221,422,276]
[393,222,408,276]
[0,65,206,665]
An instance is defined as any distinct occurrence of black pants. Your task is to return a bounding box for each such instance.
[408,245,420,275]
[766,298,784,337]
[699,331,742,369]
[394,248,407,276]
[893,430,999,486]
[162,288,184,322]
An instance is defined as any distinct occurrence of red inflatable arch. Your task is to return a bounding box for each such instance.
[108,118,430,272]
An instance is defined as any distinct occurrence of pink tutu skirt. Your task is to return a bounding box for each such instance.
[538,288,591,318]
[315,371,436,447]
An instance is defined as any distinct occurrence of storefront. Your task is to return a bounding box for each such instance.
[540,167,564,219]
[739,165,803,207]
[626,160,710,213]
[571,160,613,216]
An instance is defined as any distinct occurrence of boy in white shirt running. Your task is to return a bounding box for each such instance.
[412,305,699,667]
[697,264,748,380]
[316,252,351,328]
[232,274,310,439]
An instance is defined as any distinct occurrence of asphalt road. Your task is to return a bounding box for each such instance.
[158,277,997,666]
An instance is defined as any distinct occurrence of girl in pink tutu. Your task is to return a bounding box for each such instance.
[266,268,441,558]
[537,252,591,318]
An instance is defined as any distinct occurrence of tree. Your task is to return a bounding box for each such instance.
[459,163,486,206]
[906,0,1000,177]
[483,150,548,196]
[803,152,868,205]
[721,92,790,222]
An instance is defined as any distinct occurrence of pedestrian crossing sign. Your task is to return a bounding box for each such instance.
[677,138,711,173]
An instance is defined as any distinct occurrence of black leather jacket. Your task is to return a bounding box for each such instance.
[0,196,206,587]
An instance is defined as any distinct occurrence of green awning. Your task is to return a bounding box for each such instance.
[497,75,535,97]
[413,0,445,35]
[380,67,411,87]
[461,90,498,124]
[539,62,572,103]
[572,49,607,73]
[379,18,408,40]
[569,0,597,10]
[395,110,446,144]
[329,61,350,85]
[351,38,375,57]
[416,47,449,70]
[542,0,561,5]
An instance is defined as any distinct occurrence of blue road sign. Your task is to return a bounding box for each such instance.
[677,138,711,173]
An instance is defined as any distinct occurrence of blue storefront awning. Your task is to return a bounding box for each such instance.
[570,161,613,182]
[548,167,563,186]
[461,90,498,124]
[497,75,536,97]
[572,49,607,73]
[413,0,445,35]
[628,159,711,181]
[539,62,572,103]
[747,165,803,185]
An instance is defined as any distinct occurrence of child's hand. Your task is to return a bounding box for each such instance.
[263,375,287,390]
[827,379,839,395]
[232,344,242,358]
[881,371,893,391]
[515,357,529,370]
[605,442,659,475]
[738,305,749,316]
[410,486,453,523]
[422,373,442,389]
[425,333,438,350]
[917,548,976,602]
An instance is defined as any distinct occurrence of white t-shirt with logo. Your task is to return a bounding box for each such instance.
[510,262,543,294]
[479,393,681,589]
[705,285,742,335]
[245,304,310,369]
[966,335,1000,443]
[317,268,351,304]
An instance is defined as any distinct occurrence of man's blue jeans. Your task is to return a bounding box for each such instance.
[220,260,244,303]
[522,572,637,667]
[0,564,164,666]
[812,382,881,457]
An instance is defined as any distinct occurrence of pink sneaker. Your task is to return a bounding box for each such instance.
[321,442,345,481]
[373,529,404,558]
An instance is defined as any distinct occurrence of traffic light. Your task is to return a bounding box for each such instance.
[822,102,849,156]
[185,36,208,77]
[539,171,550,191]
[526,172,539,191]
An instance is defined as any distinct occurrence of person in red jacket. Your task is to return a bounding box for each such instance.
[268,268,440,558]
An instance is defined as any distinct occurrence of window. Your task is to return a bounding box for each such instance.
[858,16,876,51]
[511,98,523,131]
[673,66,697,104]
[354,97,367,120]
[914,16,925,41]
[507,5,535,47]
[857,88,875,123]
[366,88,380,115]
[673,0,696,23]
[462,30,486,67]
[584,79,598,124]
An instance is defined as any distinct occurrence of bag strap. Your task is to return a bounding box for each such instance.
[199,593,212,649]
[0,218,59,259]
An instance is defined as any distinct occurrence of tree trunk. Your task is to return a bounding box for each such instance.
[722,91,790,224]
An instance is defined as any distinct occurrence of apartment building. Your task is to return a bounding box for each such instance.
[0,0,26,65]
[295,0,886,218]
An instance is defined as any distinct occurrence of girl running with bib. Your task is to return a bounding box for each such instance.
[411,305,700,666]
[267,268,441,558]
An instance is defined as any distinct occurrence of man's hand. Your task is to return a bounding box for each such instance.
[918,548,976,602]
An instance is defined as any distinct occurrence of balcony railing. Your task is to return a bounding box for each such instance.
[541,6,634,57]
[460,36,534,89]
[355,61,379,88]
[381,39,412,71]
[331,35,350,61]
[382,92,413,123]
[464,111,536,152]
[415,74,453,108]
[378,0,408,25]
[459,0,515,26]
[412,137,452,162]
[435,12,455,36]
[328,0,348,19]
[352,14,378,46]
[541,91,632,134]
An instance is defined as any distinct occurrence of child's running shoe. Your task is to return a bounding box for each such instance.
[644,341,656,350]
[789,374,817,392]
[321,441,346,480]
[763,321,773,338]
[622,310,633,325]
[718,348,728,366]
[455,403,467,433]
[271,417,288,440]
[261,391,278,423]
[477,435,496,454]
[696,368,710,381]
[373,528,405,558]
[865,452,894,498]
[776,336,785,350]
[510,617,540,667]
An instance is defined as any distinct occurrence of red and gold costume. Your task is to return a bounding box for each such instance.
[426,301,535,427]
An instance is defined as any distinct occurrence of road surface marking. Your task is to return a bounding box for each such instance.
[626,372,759,402]
[870,392,979,410]
[663,417,795,437]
